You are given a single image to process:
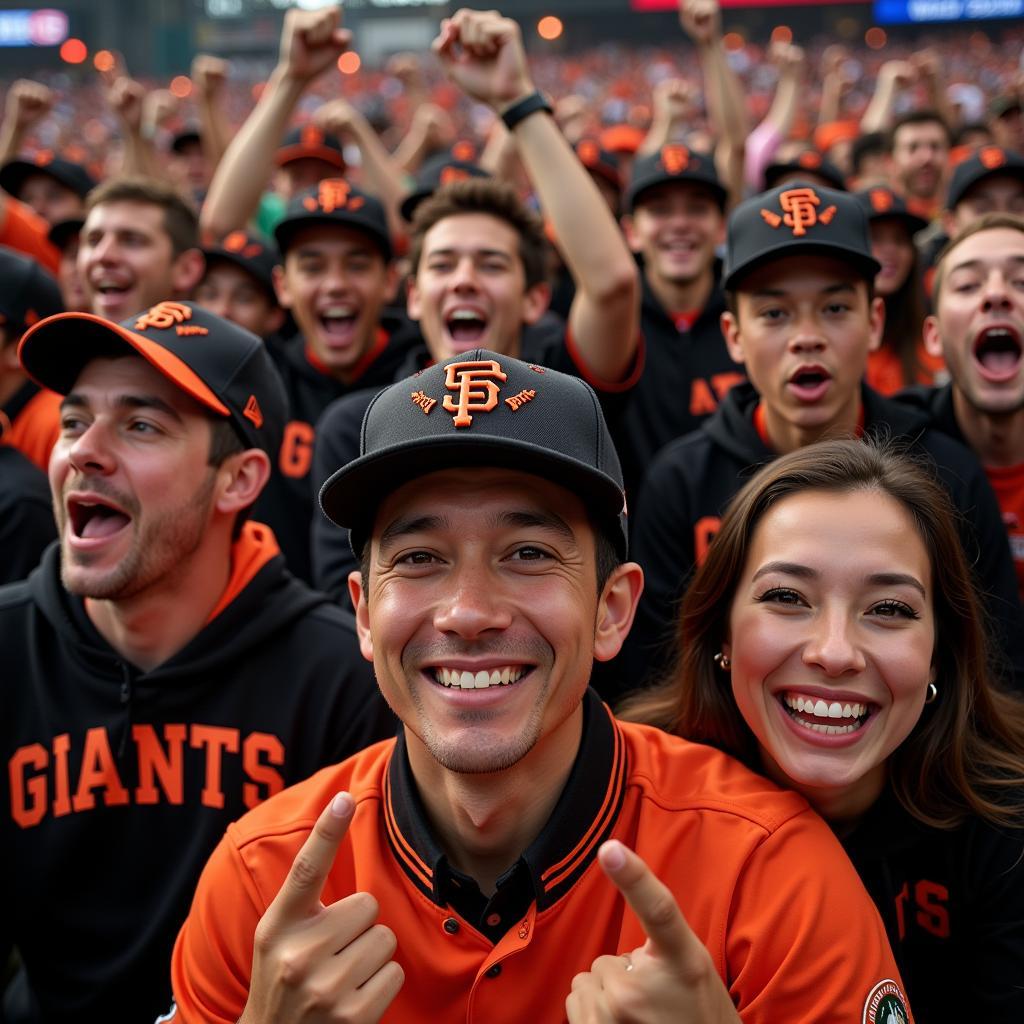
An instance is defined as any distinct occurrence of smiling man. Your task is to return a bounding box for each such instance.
[623,182,1024,694]
[0,301,393,1023]
[169,350,908,1023]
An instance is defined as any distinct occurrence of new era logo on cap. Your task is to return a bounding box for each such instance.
[243,395,264,428]
[760,187,838,237]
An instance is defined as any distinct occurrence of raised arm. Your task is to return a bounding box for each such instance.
[0,80,54,167]
[639,79,698,157]
[860,59,914,134]
[435,8,640,383]
[192,55,232,174]
[200,5,351,239]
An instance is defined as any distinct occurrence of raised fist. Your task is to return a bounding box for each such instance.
[278,5,353,85]
[4,80,54,132]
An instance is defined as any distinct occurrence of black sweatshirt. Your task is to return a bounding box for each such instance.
[0,538,396,1023]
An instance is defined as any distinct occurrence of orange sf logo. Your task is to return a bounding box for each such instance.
[661,145,690,174]
[869,188,893,213]
[452,140,476,162]
[301,124,324,148]
[439,166,469,186]
[318,178,351,213]
[442,360,508,427]
[798,151,822,169]
[135,301,192,331]
[223,231,248,252]
[578,140,599,166]
[979,146,1007,170]
[761,187,837,237]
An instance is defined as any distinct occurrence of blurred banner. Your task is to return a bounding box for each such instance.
[874,0,1023,20]
[632,0,869,7]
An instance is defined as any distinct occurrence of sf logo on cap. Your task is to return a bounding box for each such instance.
[761,187,837,237]
[661,145,690,175]
[443,360,508,427]
[135,301,192,331]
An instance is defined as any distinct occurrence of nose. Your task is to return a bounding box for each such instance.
[981,269,1013,313]
[801,607,866,677]
[786,314,827,355]
[432,561,514,639]
[450,256,481,292]
[65,420,117,476]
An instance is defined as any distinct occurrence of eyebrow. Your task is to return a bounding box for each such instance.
[749,282,858,299]
[948,255,1024,274]
[751,561,926,597]
[61,392,185,424]
[377,508,577,549]
[426,247,513,261]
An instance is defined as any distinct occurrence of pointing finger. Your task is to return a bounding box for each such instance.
[271,791,355,921]
[598,840,693,962]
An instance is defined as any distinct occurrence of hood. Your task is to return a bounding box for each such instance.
[892,382,961,441]
[639,260,726,333]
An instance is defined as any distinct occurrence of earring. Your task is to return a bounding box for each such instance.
[713,651,731,671]
[925,682,938,704]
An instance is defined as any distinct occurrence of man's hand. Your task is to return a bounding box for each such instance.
[143,89,179,133]
[239,793,404,1024]
[433,9,535,113]
[386,53,424,91]
[315,98,360,138]
[278,5,353,85]
[192,54,229,101]
[652,79,697,128]
[678,0,722,48]
[107,77,147,134]
[770,41,805,76]
[878,59,916,91]
[565,841,741,1024]
[4,80,54,133]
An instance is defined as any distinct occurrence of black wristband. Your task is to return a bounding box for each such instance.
[500,91,553,131]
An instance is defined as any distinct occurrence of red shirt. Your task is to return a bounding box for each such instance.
[985,462,1024,600]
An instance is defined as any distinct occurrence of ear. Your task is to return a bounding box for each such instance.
[172,248,206,297]
[0,335,20,374]
[867,294,885,353]
[520,280,552,326]
[621,214,643,254]
[721,310,745,364]
[272,263,293,310]
[922,313,943,360]
[214,448,271,516]
[383,261,401,305]
[941,209,958,239]
[263,304,286,336]
[349,569,374,662]
[406,273,422,322]
[593,561,645,663]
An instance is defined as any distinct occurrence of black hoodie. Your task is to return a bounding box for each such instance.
[620,381,1024,695]
[0,534,395,1023]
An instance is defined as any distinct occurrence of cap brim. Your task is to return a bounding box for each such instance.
[869,210,929,236]
[320,435,627,554]
[628,174,727,213]
[275,145,346,171]
[275,213,391,261]
[399,189,429,223]
[18,312,229,415]
[723,241,881,291]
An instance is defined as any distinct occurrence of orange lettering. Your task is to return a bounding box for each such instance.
[279,421,314,478]
[914,880,950,939]
[661,145,690,174]
[52,733,71,817]
[134,301,192,331]
[442,359,508,427]
[711,372,745,399]
[318,178,351,213]
[693,515,721,566]
[190,725,239,809]
[9,743,48,828]
[242,732,285,809]
[134,724,185,805]
[689,379,718,417]
[72,727,130,812]
[243,395,264,429]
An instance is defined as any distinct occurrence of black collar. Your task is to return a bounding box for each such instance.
[383,689,627,924]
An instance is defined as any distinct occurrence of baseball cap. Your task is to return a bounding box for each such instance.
[274,178,392,261]
[723,182,880,291]
[202,230,280,297]
[626,144,727,213]
[575,138,622,193]
[990,95,1023,120]
[400,152,491,223]
[0,247,64,333]
[764,151,847,192]
[946,145,1024,209]
[275,125,346,172]
[854,185,929,235]
[18,300,287,457]
[47,217,84,251]
[0,152,96,201]
[319,350,629,559]
[170,127,202,153]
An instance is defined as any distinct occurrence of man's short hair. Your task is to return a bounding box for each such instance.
[889,110,953,151]
[931,212,1024,302]
[407,178,549,290]
[850,132,888,176]
[84,176,199,256]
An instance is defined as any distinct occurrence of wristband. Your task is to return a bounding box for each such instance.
[500,91,553,131]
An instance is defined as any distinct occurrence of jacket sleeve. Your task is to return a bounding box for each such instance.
[310,396,366,606]
[0,497,55,586]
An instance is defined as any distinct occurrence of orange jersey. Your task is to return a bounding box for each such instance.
[0,197,61,276]
[169,696,910,1023]
[985,462,1024,600]
[866,343,946,397]
[2,385,61,472]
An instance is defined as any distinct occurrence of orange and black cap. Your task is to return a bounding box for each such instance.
[18,301,287,456]
[854,185,928,235]
[575,138,622,193]
[764,151,847,192]
[275,124,346,172]
[626,144,726,213]
[399,152,491,222]
[47,216,84,252]
[723,182,880,291]
[0,153,96,201]
[275,179,392,261]
[320,350,628,559]
[946,145,1024,210]
[202,230,280,298]
[0,248,64,335]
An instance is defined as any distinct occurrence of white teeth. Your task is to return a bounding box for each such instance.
[322,305,355,317]
[783,693,867,720]
[449,310,483,321]
[814,699,829,717]
[434,666,526,689]
[827,702,843,719]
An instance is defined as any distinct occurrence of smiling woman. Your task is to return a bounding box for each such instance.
[620,439,1024,1022]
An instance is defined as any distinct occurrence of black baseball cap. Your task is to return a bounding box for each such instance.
[990,95,1022,120]
[575,137,623,193]
[18,300,287,457]
[764,151,847,192]
[319,350,629,558]
[170,127,202,153]
[0,153,96,201]
[275,125,346,172]
[723,182,880,291]
[275,179,392,261]
[0,247,64,334]
[400,153,491,223]
[202,230,280,297]
[946,145,1024,209]
[627,144,727,212]
[854,185,929,235]
[47,216,84,251]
